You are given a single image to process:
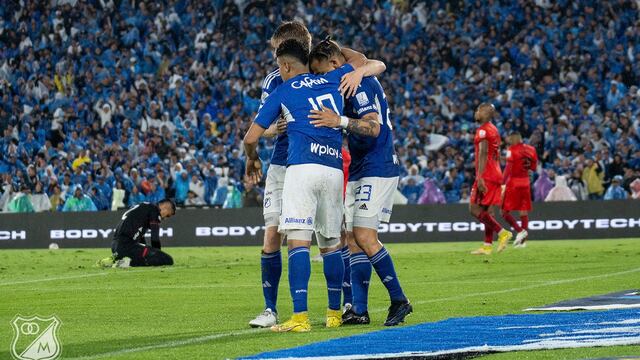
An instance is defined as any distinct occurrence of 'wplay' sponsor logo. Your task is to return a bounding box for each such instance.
[310,143,342,159]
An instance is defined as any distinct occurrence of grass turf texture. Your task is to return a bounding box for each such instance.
[0,239,639,359]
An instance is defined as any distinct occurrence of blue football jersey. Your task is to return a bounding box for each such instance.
[255,64,354,170]
[344,76,400,180]
[261,68,287,166]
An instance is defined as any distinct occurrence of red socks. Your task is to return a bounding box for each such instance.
[520,215,529,231]
[502,211,523,232]
[483,227,494,245]
[477,211,502,234]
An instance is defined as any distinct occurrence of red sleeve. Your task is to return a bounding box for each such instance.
[342,149,351,198]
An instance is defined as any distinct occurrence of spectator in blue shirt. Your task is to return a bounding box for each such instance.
[127,186,146,208]
[173,171,190,205]
[604,176,628,200]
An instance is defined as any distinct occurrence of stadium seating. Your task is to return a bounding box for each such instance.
[0,0,638,212]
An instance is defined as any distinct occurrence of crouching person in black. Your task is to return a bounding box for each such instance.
[99,199,176,267]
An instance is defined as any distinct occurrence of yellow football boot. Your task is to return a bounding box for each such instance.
[471,245,493,255]
[271,312,311,333]
[497,229,513,252]
[326,309,342,328]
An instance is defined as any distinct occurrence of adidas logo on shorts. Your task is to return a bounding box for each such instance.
[359,203,368,210]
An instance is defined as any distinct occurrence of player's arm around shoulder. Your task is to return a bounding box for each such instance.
[340,54,386,98]
[309,107,381,137]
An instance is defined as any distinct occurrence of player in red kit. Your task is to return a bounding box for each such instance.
[469,103,512,255]
[501,132,538,248]
[343,147,351,197]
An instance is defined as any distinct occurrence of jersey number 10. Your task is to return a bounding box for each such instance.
[308,94,340,114]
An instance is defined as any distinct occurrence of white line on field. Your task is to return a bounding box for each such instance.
[0,268,167,286]
[66,328,264,360]
[370,266,640,313]
[6,278,550,292]
[0,272,110,286]
[0,262,247,287]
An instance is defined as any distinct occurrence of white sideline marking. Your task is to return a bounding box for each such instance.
[525,303,640,312]
[371,266,640,313]
[8,279,547,292]
[0,262,247,287]
[0,272,110,286]
[9,283,259,292]
[66,328,264,360]
[0,268,164,286]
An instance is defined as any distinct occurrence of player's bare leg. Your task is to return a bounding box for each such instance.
[353,225,412,326]
[250,225,282,328]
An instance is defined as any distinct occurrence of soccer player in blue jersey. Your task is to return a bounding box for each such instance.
[249,20,312,329]
[250,21,369,329]
[244,39,386,332]
[308,39,412,326]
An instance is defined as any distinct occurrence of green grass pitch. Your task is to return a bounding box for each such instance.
[1,239,639,359]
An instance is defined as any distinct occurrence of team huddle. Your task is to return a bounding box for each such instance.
[243,21,411,332]
[242,21,538,333]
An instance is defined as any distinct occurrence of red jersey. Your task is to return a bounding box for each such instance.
[474,122,502,183]
[503,143,538,188]
[342,148,351,197]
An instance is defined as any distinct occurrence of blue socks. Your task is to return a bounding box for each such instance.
[322,248,344,311]
[350,252,372,314]
[341,246,353,306]
[261,250,281,313]
[288,247,311,313]
[369,247,406,302]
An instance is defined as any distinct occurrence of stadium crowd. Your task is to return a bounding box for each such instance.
[0,0,639,213]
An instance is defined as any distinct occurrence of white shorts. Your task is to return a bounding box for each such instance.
[279,164,343,240]
[263,164,286,225]
[344,176,399,231]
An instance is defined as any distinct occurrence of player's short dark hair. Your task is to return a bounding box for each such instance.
[309,36,342,64]
[271,20,312,49]
[276,39,309,65]
[159,198,176,215]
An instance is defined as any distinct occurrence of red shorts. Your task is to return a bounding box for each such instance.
[471,180,501,206]
[502,185,532,211]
